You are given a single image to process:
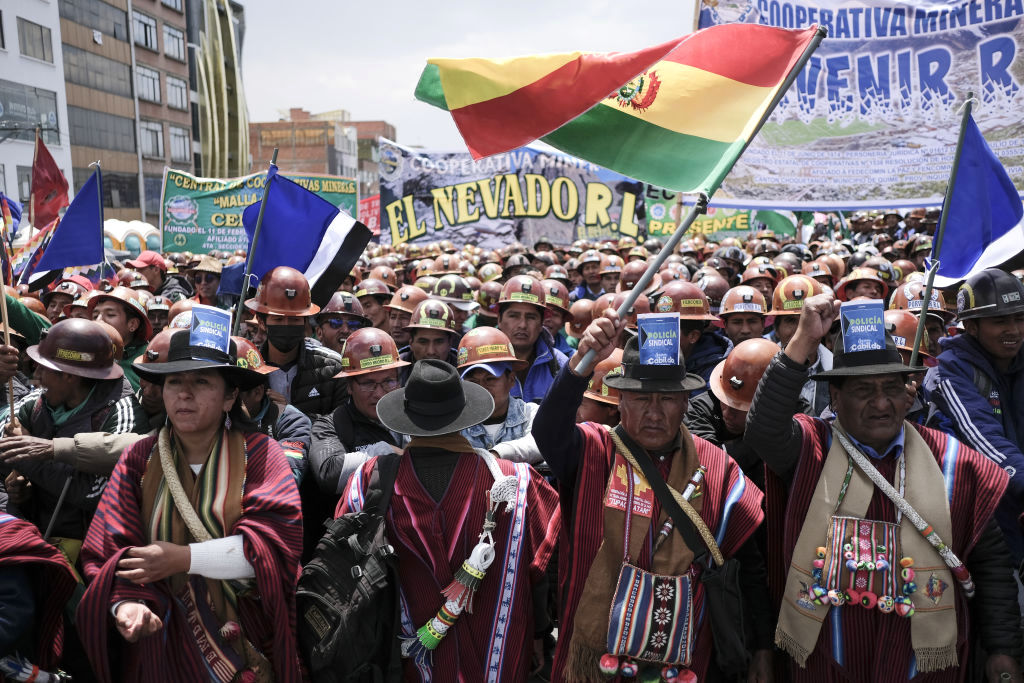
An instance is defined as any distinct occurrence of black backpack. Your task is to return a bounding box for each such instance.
[296,453,403,683]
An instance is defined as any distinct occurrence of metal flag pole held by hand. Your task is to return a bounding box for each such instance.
[574,25,828,376]
[908,92,974,369]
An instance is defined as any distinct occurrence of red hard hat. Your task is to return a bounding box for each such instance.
[584,348,624,406]
[498,275,546,310]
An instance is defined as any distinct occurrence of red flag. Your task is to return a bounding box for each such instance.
[30,130,69,228]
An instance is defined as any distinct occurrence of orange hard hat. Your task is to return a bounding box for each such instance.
[612,291,651,329]
[741,263,780,286]
[768,275,826,316]
[540,279,573,317]
[719,286,767,317]
[498,275,546,310]
[889,280,952,323]
[384,285,429,314]
[367,265,398,290]
[709,337,780,411]
[405,299,458,335]
[566,298,594,338]
[584,347,624,405]
[652,280,718,321]
[883,310,931,359]
[244,266,320,317]
[335,327,410,377]
[802,260,833,285]
[834,267,887,302]
[456,326,527,370]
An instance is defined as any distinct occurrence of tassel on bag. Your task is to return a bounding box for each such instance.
[400,471,519,666]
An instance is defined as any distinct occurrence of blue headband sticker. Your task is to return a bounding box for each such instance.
[637,312,681,366]
[190,303,232,356]
[840,300,885,353]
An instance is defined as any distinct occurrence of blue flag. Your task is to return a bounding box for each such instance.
[242,166,371,307]
[217,261,247,298]
[36,168,104,272]
[935,116,1024,280]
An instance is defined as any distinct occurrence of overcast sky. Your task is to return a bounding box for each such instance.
[241,0,697,151]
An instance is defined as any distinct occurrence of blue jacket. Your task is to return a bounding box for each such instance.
[570,283,604,302]
[510,333,568,404]
[462,396,536,450]
[686,332,732,396]
[552,329,575,356]
[924,333,1024,501]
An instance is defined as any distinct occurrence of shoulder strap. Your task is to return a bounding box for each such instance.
[157,426,213,543]
[364,453,401,516]
[611,425,724,567]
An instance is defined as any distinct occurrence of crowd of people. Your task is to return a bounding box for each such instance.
[0,206,1021,682]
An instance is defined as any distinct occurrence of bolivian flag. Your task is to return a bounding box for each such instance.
[416,23,822,194]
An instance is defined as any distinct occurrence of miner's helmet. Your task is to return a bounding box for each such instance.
[318,291,371,327]
[384,284,429,314]
[432,274,479,312]
[456,326,528,371]
[540,279,573,318]
[244,266,320,317]
[956,267,1024,321]
[708,337,780,411]
[651,280,718,321]
[354,278,392,302]
[889,280,952,324]
[584,348,625,406]
[87,285,154,341]
[498,275,547,312]
[719,285,768,317]
[335,327,410,378]
[405,299,458,335]
[566,298,594,339]
[883,310,932,360]
[28,318,123,380]
[231,336,276,375]
[768,275,825,316]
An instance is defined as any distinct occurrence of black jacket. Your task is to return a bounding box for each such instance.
[156,273,194,302]
[397,346,459,385]
[264,337,347,419]
[308,398,401,495]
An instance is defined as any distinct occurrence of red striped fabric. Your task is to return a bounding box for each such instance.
[0,514,78,671]
[764,417,1007,682]
[660,23,816,87]
[553,425,763,682]
[77,433,304,683]
[337,452,560,681]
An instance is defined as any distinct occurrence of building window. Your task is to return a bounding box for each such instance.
[59,0,129,42]
[67,106,135,153]
[63,45,132,98]
[140,120,163,158]
[166,76,188,110]
[132,11,157,51]
[0,165,6,196]
[0,12,6,50]
[0,80,60,144]
[136,65,160,103]
[17,17,53,63]
[163,25,185,61]
[75,168,140,209]
[169,126,190,162]
[17,166,32,204]
[161,0,183,12]
[144,175,162,216]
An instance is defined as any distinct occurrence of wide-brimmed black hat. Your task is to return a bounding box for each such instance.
[603,336,706,393]
[813,332,924,380]
[376,359,494,437]
[132,330,264,390]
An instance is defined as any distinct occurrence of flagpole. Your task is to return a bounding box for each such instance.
[574,25,827,375]
[232,148,278,336]
[909,93,973,369]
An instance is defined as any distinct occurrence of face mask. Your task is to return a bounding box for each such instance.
[266,325,305,353]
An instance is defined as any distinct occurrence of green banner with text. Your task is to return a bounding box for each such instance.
[160,168,358,253]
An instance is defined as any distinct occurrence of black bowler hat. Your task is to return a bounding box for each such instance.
[812,332,923,380]
[132,330,264,390]
[375,359,494,437]
[602,335,706,394]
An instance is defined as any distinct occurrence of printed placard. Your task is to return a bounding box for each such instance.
[637,312,680,366]
[840,300,886,353]
[190,303,232,356]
